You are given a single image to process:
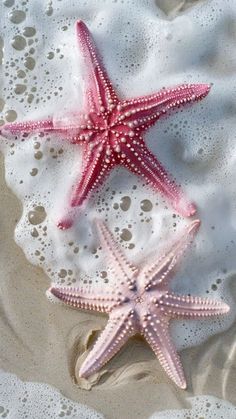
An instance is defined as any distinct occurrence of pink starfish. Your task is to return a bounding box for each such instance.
[1,20,210,229]
[48,220,229,389]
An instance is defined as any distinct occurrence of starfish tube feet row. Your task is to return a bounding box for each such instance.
[0,20,211,227]
[48,220,229,388]
[79,309,137,378]
[143,317,186,389]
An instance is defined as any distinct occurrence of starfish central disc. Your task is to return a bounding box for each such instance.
[76,107,134,155]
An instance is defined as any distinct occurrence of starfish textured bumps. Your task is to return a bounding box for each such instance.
[49,220,229,389]
[1,20,210,229]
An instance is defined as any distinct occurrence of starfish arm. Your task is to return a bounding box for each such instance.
[120,140,196,217]
[141,220,200,291]
[161,293,230,318]
[76,20,119,112]
[96,220,138,282]
[70,143,114,207]
[142,317,186,389]
[49,285,120,313]
[79,308,137,378]
[56,143,116,229]
[1,116,92,144]
[114,84,210,130]
[1,119,56,135]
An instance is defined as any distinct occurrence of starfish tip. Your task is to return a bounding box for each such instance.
[1,124,9,134]
[45,287,61,304]
[45,288,52,299]
[76,19,87,32]
[198,83,211,98]
[173,198,197,218]
[223,303,230,314]
[78,365,89,379]
[179,381,187,390]
[57,218,73,230]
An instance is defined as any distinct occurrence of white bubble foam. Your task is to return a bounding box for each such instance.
[0,369,103,419]
[150,395,236,419]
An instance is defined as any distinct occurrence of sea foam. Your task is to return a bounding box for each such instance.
[0,369,103,419]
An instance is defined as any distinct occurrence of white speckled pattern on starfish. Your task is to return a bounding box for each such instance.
[1,20,211,229]
[48,220,229,389]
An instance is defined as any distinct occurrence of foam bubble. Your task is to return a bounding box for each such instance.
[0,370,103,418]
[150,395,236,418]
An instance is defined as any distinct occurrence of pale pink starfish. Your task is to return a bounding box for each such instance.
[48,220,229,389]
[1,20,211,229]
